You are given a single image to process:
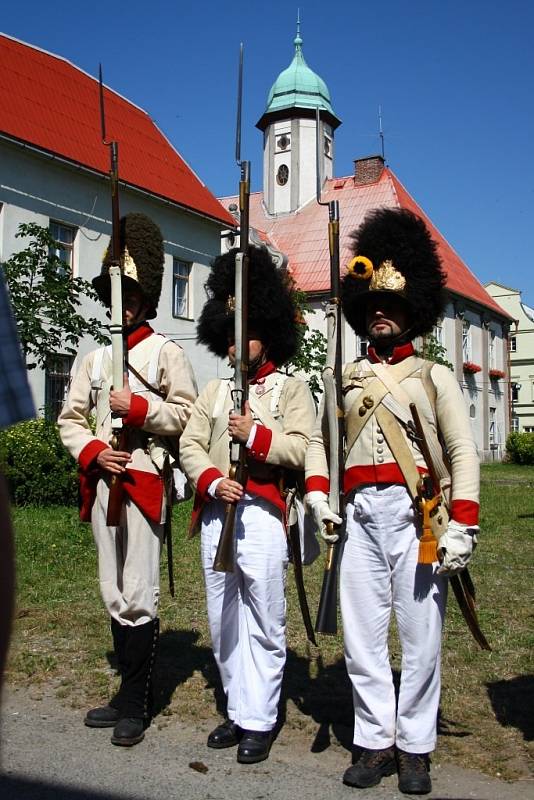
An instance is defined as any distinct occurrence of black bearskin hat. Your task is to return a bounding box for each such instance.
[341,207,446,339]
[197,246,299,366]
[93,213,164,320]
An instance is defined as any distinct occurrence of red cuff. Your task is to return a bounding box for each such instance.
[123,395,149,427]
[78,439,108,471]
[249,425,273,462]
[197,467,225,499]
[305,476,330,494]
[451,499,479,526]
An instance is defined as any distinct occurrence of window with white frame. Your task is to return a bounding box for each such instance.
[511,383,520,402]
[509,336,517,352]
[49,221,76,273]
[511,417,519,432]
[489,407,496,446]
[45,354,73,420]
[433,318,444,346]
[357,337,368,357]
[462,319,471,361]
[172,258,191,318]
[488,330,496,369]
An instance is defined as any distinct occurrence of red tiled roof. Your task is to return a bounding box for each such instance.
[219,168,510,318]
[0,34,235,227]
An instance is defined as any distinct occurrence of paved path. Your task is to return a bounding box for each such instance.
[1,685,532,800]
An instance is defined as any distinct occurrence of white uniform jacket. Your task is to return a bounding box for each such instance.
[305,343,480,526]
[179,368,316,534]
[59,324,197,523]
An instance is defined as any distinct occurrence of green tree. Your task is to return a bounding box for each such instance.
[1,223,108,369]
[284,286,327,402]
[416,333,453,370]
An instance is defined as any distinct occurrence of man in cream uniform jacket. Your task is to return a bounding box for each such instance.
[180,246,315,764]
[305,209,479,795]
[59,214,197,747]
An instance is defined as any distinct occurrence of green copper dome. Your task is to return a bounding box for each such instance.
[256,28,341,130]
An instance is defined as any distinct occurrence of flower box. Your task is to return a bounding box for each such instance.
[463,361,482,374]
[489,369,505,380]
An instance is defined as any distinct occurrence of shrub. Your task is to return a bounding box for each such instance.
[0,419,78,505]
[506,431,534,465]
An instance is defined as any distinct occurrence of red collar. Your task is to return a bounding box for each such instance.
[367,341,415,365]
[250,360,277,384]
[126,323,153,351]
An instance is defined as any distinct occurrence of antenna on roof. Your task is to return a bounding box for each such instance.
[378,104,386,162]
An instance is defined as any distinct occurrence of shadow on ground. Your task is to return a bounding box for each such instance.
[0,776,129,800]
[487,674,534,741]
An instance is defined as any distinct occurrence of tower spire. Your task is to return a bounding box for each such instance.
[295,9,303,51]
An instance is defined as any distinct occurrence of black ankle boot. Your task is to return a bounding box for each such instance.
[236,730,272,764]
[207,720,241,749]
[396,750,432,795]
[342,746,396,788]
[110,618,159,747]
[84,704,121,728]
[111,717,146,747]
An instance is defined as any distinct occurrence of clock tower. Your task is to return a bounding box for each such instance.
[256,22,341,216]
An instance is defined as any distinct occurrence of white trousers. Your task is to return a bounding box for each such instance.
[340,484,447,754]
[91,480,164,626]
[201,496,288,731]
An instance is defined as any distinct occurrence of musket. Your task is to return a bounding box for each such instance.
[99,64,127,527]
[409,403,491,651]
[213,44,250,572]
[314,107,344,635]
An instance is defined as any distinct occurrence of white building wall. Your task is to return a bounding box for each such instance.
[0,138,228,412]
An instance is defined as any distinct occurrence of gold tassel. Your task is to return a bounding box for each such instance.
[418,494,439,564]
[418,529,438,564]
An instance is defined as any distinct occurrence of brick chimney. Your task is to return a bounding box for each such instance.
[354,155,385,185]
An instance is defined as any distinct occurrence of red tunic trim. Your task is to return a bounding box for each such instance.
[305,476,330,494]
[122,468,163,523]
[249,425,273,462]
[344,463,427,494]
[78,439,108,471]
[127,323,154,350]
[367,341,415,365]
[197,467,225,499]
[451,499,479,526]
[123,394,148,427]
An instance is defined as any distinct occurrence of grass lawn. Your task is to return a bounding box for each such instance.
[7,463,534,779]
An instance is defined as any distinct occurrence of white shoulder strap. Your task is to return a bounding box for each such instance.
[213,379,231,419]
[90,346,108,385]
[147,335,168,386]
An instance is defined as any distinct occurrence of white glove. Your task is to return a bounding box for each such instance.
[305,491,342,543]
[437,520,478,576]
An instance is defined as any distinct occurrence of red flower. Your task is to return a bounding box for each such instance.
[489,368,505,379]
[463,361,482,374]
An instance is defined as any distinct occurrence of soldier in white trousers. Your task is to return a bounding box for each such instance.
[305,208,480,794]
[180,246,316,764]
[59,214,197,746]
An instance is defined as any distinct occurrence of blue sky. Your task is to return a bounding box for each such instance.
[3,0,534,302]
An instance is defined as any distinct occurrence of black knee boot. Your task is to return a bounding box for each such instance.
[84,618,127,728]
[111,618,159,747]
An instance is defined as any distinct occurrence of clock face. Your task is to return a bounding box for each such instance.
[277,134,290,151]
[276,164,289,186]
[324,136,331,156]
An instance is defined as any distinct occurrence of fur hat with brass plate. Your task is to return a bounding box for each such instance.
[197,245,299,366]
[341,207,446,339]
[93,213,164,320]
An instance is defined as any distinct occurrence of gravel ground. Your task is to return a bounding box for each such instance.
[1,685,532,800]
